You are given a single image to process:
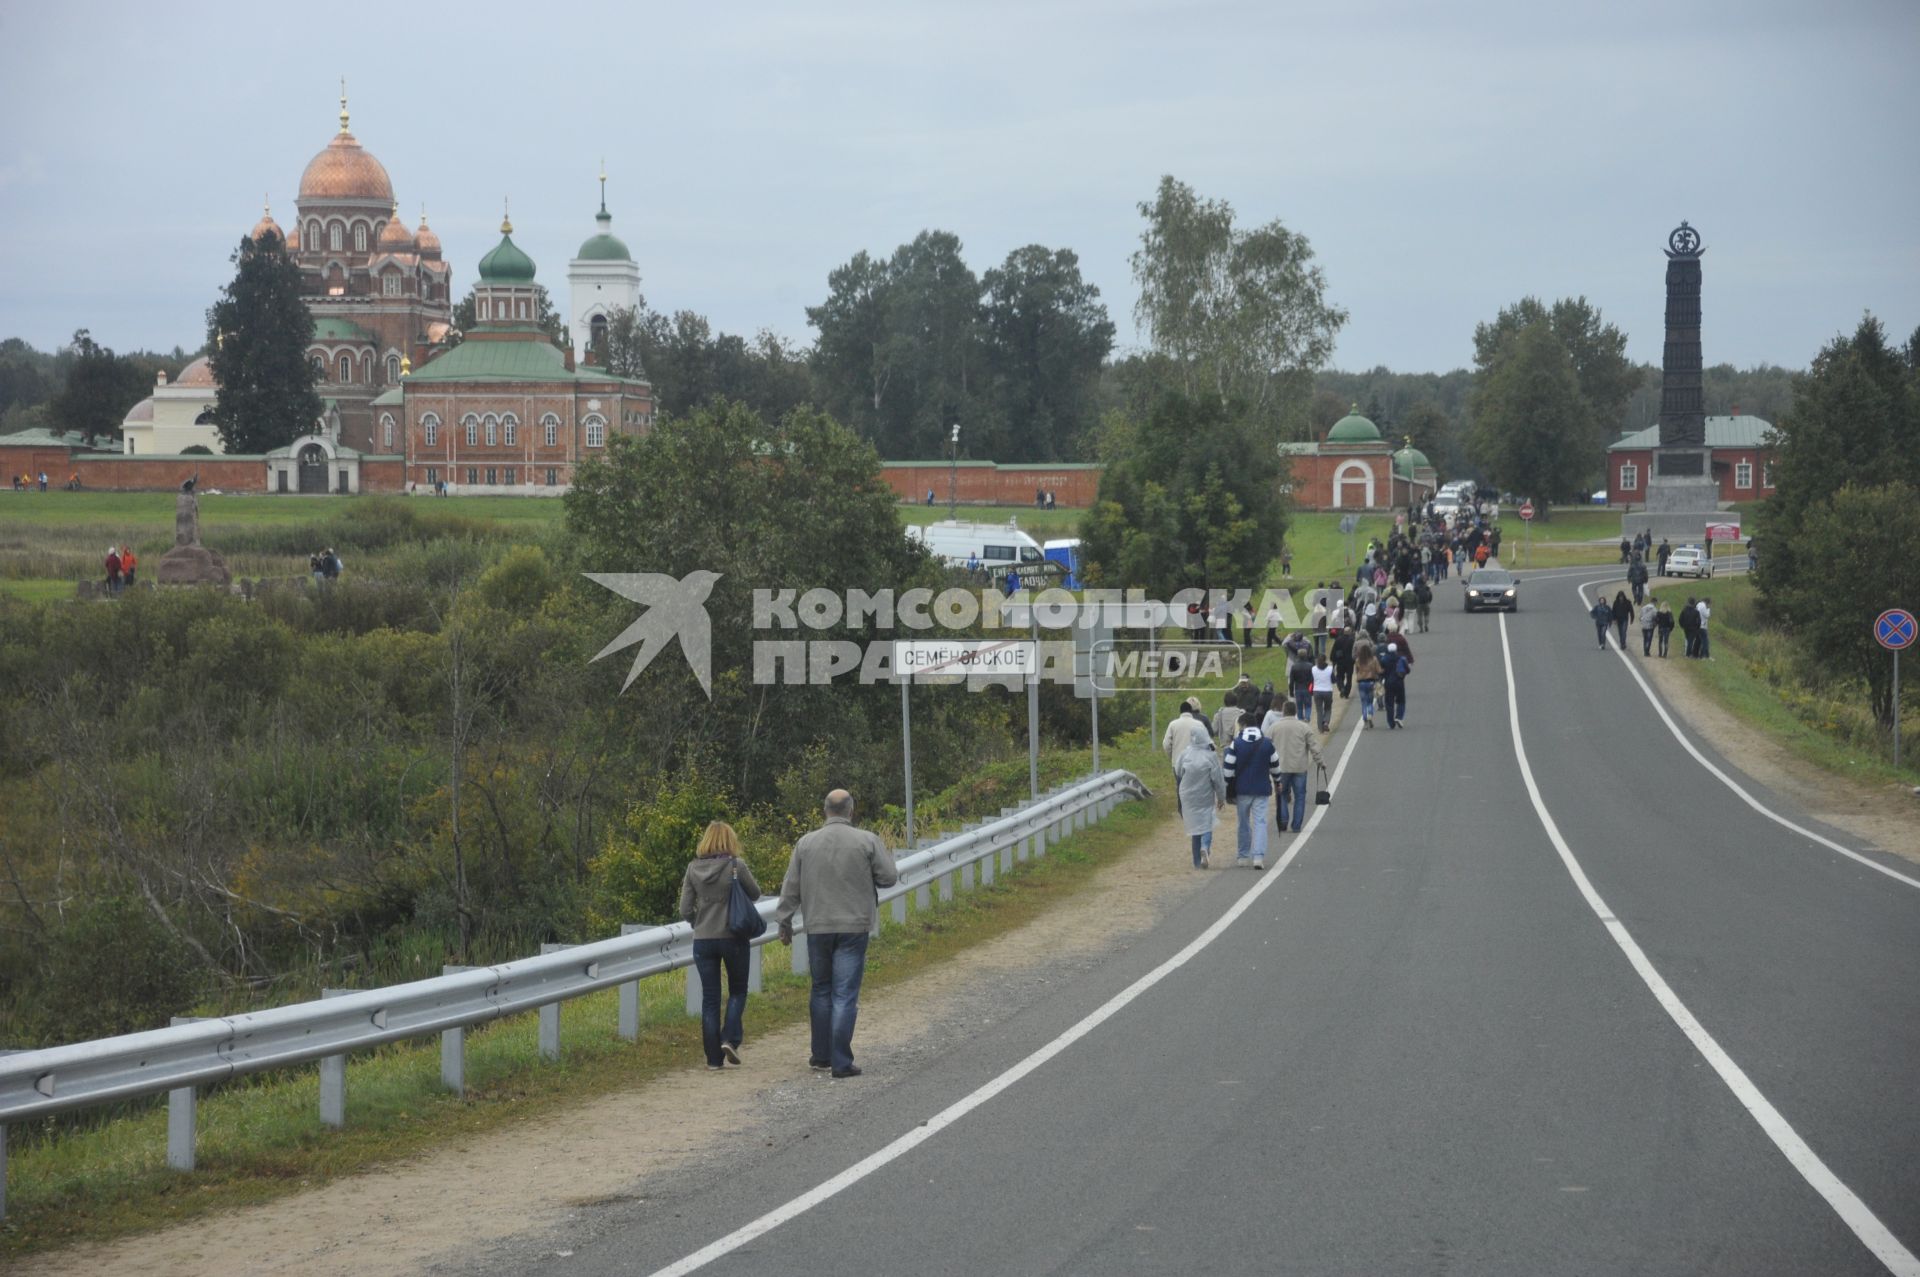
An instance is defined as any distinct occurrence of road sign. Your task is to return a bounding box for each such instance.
[1876,608,1916,651]
[1338,514,1358,534]
[1518,501,1535,522]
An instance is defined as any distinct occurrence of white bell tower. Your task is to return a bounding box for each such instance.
[568,166,642,366]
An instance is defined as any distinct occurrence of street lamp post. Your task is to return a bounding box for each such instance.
[948,423,960,520]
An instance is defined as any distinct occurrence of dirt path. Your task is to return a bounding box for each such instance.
[16,800,1227,1277]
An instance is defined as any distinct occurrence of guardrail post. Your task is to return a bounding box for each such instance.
[539,944,574,1060]
[748,943,764,994]
[960,853,976,891]
[317,991,352,1129]
[440,965,477,1092]
[167,1016,211,1167]
[790,914,809,975]
[616,928,644,1042]
[0,1119,8,1222]
[891,888,908,925]
[980,840,995,885]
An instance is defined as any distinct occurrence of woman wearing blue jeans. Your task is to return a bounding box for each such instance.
[1352,636,1382,730]
[678,821,761,1070]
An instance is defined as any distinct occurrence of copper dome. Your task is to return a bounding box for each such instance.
[175,357,217,388]
[414,215,442,257]
[378,211,414,250]
[299,131,394,204]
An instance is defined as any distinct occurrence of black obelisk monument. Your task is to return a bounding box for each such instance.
[1624,221,1721,540]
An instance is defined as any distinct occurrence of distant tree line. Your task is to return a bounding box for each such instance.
[0,333,196,445]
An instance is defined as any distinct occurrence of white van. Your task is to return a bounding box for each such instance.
[907,520,1046,574]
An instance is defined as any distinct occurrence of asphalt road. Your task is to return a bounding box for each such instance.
[504,566,1920,1276]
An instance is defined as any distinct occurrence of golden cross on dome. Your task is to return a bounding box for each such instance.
[338,78,350,133]
[501,196,513,235]
[598,159,607,214]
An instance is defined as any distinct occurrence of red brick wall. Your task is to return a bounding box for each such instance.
[882,464,1102,507]
[1607,446,1776,505]
[1283,452,1398,511]
[360,458,405,492]
[74,456,269,492]
[0,445,78,482]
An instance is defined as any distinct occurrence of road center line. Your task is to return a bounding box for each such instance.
[646,716,1370,1277]
[1571,575,1920,891]
[1497,613,1920,1276]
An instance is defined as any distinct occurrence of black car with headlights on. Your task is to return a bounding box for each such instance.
[1463,567,1519,612]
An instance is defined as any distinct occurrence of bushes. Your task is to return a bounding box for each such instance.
[584,773,794,934]
[19,897,204,1045]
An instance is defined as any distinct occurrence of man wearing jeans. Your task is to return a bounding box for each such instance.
[1222,714,1282,869]
[776,790,898,1078]
[1268,701,1326,833]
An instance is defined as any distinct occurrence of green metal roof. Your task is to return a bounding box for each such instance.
[478,232,537,282]
[1327,410,1382,444]
[312,316,376,343]
[406,338,648,387]
[1608,415,1776,451]
[370,387,404,406]
[0,427,96,448]
[576,232,632,262]
[1392,445,1431,477]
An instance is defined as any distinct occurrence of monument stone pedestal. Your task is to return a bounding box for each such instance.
[1621,446,1722,541]
[155,492,232,587]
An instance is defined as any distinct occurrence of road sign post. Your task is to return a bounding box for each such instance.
[1518,500,1534,566]
[1875,608,1915,769]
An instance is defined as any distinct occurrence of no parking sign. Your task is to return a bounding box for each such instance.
[1875,608,1914,768]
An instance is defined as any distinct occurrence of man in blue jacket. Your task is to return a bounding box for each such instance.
[1221,713,1283,869]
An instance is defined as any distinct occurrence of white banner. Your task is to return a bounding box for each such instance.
[894,640,1038,679]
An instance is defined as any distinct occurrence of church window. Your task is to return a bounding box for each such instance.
[381,414,395,450]
[1735,460,1753,490]
[584,416,606,449]
[545,467,558,486]
[517,300,528,320]
[484,415,498,447]
[310,354,324,378]
[590,314,608,354]
[422,414,439,446]
[307,220,321,248]
[382,273,402,297]
[504,467,517,485]
[329,222,343,251]
[486,468,497,486]
[542,414,559,446]
[478,299,489,321]
[502,414,518,446]
[386,354,400,383]
[466,468,477,485]
[354,224,368,252]
[464,415,479,446]
[1619,462,1638,492]
[425,466,439,486]
[362,354,373,384]
[338,354,353,383]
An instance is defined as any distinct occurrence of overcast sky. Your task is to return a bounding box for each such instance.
[2,0,1913,373]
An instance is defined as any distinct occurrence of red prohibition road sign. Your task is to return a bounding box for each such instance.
[1518,501,1535,522]
[1876,608,1916,651]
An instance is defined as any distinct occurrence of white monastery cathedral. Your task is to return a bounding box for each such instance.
[119,90,652,495]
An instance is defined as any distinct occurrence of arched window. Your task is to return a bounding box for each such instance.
[589,313,608,354]
[361,353,373,384]
[309,354,324,378]
[307,220,321,248]
[542,414,559,447]
[483,414,498,447]
[382,273,402,297]
[502,414,518,446]
[329,222,343,251]
[386,354,400,383]
[422,413,439,447]
[337,354,353,384]
[353,224,367,252]
[583,415,606,449]
[478,299,489,321]
[517,300,528,320]
[380,414,395,450]
[464,414,479,446]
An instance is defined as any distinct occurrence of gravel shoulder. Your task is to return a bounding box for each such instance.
[14,797,1222,1277]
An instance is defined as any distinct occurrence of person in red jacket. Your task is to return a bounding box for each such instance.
[103,546,123,595]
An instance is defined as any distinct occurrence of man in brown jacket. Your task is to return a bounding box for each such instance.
[776,790,898,1078]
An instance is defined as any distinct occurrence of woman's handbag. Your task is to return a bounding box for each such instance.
[1314,764,1332,807]
[726,862,767,941]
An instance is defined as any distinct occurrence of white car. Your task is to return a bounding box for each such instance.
[1664,545,1713,578]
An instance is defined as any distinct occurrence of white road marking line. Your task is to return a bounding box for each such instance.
[646,723,1370,1277]
[1497,614,1920,1276]
[1570,575,1920,891]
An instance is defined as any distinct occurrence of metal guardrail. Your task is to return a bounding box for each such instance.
[0,768,1148,1219]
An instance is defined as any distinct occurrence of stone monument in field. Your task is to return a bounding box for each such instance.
[1623,222,1723,541]
[155,477,232,586]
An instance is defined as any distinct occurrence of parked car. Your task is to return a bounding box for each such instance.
[1463,567,1519,612]
[1663,545,1713,578]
